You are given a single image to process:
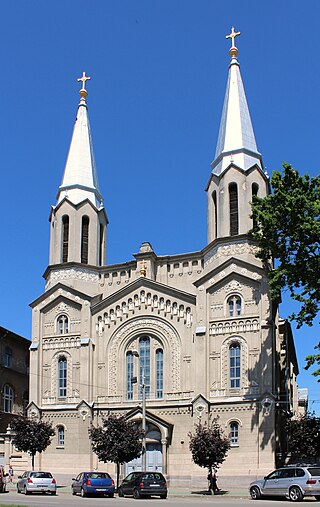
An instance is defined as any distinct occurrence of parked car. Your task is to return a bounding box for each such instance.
[0,466,7,493]
[17,471,57,495]
[118,471,167,499]
[71,472,115,497]
[249,465,320,502]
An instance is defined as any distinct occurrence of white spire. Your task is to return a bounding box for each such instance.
[56,72,103,208]
[211,29,263,175]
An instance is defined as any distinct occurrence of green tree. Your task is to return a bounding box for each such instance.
[250,163,320,372]
[89,415,144,490]
[286,413,320,462]
[188,419,230,474]
[11,417,55,470]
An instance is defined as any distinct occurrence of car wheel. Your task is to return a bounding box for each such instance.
[133,488,141,499]
[81,488,87,497]
[250,486,261,500]
[72,487,76,495]
[289,486,303,502]
[118,487,124,497]
[107,493,114,498]
[17,485,20,493]
[160,493,167,499]
[24,486,30,495]
[51,491,57,495]
[315,496,320,501]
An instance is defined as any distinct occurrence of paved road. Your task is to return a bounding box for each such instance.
[0,489,319,507]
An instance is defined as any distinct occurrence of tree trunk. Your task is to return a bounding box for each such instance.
[116,462,120,492]
[31,454,35,471]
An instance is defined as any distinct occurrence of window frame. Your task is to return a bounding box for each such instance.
[58,356,67,398]
[229,342,241,389]
[3,384,14,413]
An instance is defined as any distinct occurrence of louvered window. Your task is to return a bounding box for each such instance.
[81,216,89,264]
[62,215,69,262]
[229,183,238,236]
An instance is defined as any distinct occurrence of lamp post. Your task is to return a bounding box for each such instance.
[132,350,147,471]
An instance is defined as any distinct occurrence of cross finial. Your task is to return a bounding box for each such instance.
[77,71,91,98]
[226,26,241,58]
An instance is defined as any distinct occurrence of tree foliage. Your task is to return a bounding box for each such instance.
[250,163,320,327]
[188,419,230,472]
[250,163,320,374]
[10,417,55,469]
[286,413,320,462]
[89,415,144,489]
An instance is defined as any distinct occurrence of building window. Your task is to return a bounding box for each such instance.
[81,216,89,264]
[62,215,69,263]
[156,349,163,399]
[212,190,217,239]
[230,343,241,388]
[140,336,150,399]
[252,183,259,229]
[227,296,242,317]
[57,315,69,334]
[3,384,14,413]
[126,351,134,400]
[4,347,12,368]
[99,223,104,266]
[229,183,238,236]
[58,357,67,397]
[57,426,65,446]
[230,421,239,446]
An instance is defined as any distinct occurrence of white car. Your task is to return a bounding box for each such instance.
[17,471,57,495]
[249,466,320,502]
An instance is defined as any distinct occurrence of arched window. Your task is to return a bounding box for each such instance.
[227,296,242,317]
[252,183,259,229]
[57,315,69,334]
[4,347,12,368]
[126,352,134,400]
[140,336,150,398]
[230,343,241,388]
[99,223,104,266]
[62,215,69,263]
[156,349,163,399]
[3,384,14,413]
[58,357,67,398]
[81,216,89,264]
[229,183,238,236]
[212,190,217,239]
[230,421,239,446]
[57,426,65,446]
[126,337,164,400]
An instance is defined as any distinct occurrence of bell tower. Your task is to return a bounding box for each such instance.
[48,73,108,270]
[206,28,269,243]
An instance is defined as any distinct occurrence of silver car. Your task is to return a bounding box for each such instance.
[17,471,57,495]
[250,466,320,502]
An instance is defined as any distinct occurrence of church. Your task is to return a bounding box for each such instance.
[28,29,299,484]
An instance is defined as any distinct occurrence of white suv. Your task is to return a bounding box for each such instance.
[249,466,320,502]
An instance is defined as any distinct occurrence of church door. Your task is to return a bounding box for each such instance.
[125,443,162,475]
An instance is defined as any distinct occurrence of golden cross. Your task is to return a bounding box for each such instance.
[77,71,91,91]
[226,26,241,48]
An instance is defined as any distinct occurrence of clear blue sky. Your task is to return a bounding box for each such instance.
[1,1,319,411]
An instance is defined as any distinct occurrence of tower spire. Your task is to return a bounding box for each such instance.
[56,72,103,209]
[211,27,263,175]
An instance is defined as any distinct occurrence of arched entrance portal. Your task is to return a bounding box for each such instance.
[125,422,163,474]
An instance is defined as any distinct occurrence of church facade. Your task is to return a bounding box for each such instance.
[28,33,299,483]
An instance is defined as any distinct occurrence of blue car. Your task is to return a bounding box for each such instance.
[71,472,115,497]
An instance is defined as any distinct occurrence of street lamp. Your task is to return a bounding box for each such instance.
[132,350,147,471]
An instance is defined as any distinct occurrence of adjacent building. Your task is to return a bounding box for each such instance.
[28,32,299,482]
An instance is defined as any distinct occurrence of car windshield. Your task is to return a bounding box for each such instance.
[87,473,110,479]
[308,468,320,477]
[30,472,52,478]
